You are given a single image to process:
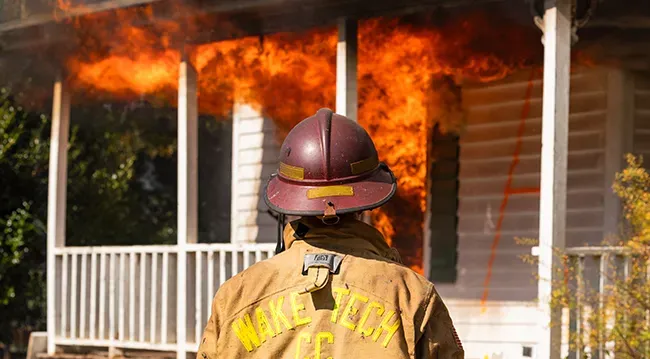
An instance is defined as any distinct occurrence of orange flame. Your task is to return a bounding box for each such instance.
[61,4,543,273]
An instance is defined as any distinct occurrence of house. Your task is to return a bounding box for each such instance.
[1,0,649,358]
[229,66,650,359]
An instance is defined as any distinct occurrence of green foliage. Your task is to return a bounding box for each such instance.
[613,155,650,250]
[531,154,650,359]
[0,90,49,344]
[0,90,178,347]
[600,154,650,359]
[64,104,178,246]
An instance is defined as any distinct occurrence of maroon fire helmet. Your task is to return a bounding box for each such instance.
[264,108,397,218]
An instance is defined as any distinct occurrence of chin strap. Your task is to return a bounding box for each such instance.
[275,213,285,255]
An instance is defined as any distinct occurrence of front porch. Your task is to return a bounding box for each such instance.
[4,0,648,359]
[52,243,275,353]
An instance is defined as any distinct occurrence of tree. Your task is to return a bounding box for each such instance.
[0,89,50,345]
[528,154,650,359]
[598,154,650,358]
[0,90,179,349]
[64,102,178,246]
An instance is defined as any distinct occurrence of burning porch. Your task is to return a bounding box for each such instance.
[1,0,650,358]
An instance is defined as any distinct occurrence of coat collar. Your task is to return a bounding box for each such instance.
[282,217,402,263]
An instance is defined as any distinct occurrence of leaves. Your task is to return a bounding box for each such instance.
[0,89,49,344]
[0,90,178,347]
[613,155,650,249]
[542,154,650,359]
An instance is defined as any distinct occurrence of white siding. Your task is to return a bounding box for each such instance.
[445,300,540,359]
[439,68,608,301]
[435,68,619,359]
[231,104,280,243]
[225,69,641,358]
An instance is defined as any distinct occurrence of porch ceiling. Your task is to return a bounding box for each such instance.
[0,0,504,50]
[2,0,650,54]
[2,0,650,89]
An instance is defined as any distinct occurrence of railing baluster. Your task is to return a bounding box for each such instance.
[161,252,169,344]
[109,253,117,341]
[61,253,68,338]
[243,249,250,269]
[129,252,136,342]
[207,250,214,318]
[119,253,126,342]
[575,255,585,359]
[99,253,106,340]
[51,244,276,350]
[196,251,202,344]
[70,254,78,338]
[139,253,147,342]
[150,253,158,343]
[231,249,239,279]
[623,256,631,342]
[90,253,97,340]
[646,258,650,358]
[267,250,274,259]
[219,250,226,286]
[596,253,609,359]
[80,253,88,339]
[610,254,628,358]
[568,256,577,359]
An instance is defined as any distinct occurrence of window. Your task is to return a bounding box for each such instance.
[427,124,460,283]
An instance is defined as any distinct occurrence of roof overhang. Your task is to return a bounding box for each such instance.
[0,0,507,53]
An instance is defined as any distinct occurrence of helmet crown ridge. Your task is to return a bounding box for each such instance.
[264,108,397,217]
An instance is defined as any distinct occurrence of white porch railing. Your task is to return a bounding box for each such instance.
[559,246,649,359]
[52,243,276,353]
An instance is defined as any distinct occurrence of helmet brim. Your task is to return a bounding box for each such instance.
[263,166,397,216]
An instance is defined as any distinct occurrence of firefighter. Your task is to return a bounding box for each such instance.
[197,108,464,359]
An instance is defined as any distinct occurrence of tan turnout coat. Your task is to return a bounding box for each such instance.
[197,217,464,359]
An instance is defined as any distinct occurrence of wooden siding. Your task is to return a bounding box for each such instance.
[226,69,636,358]
[434,68,622,359]
[446,299,540,359]
[436,68,608,302]
[231,104,280,243]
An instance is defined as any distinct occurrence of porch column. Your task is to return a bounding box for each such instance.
[603,70,634,238]
[537,1,571,358]
[47,75,71,355]
[336,18,358,121]
[336,17,371,223]
[177,56,198,359]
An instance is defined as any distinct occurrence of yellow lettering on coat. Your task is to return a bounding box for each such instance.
[330,287,350,323]
[315,332,334,359]
[231,314,261,352]
[294,332,312,359]
[255,307,276,343]
[339,292,369,331]
[371,310,402,348]
[357,301,385,337]
[269,296,294,334]
[290,292,312,327]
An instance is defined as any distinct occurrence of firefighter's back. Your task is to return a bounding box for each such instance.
[196,109,463,359]
[205,234,437,359]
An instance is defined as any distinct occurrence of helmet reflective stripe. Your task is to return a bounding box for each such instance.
[264,108,397,217]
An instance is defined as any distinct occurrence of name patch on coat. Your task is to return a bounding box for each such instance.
[229,287,402,355]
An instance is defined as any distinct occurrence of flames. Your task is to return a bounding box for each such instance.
[58,3,542,273]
